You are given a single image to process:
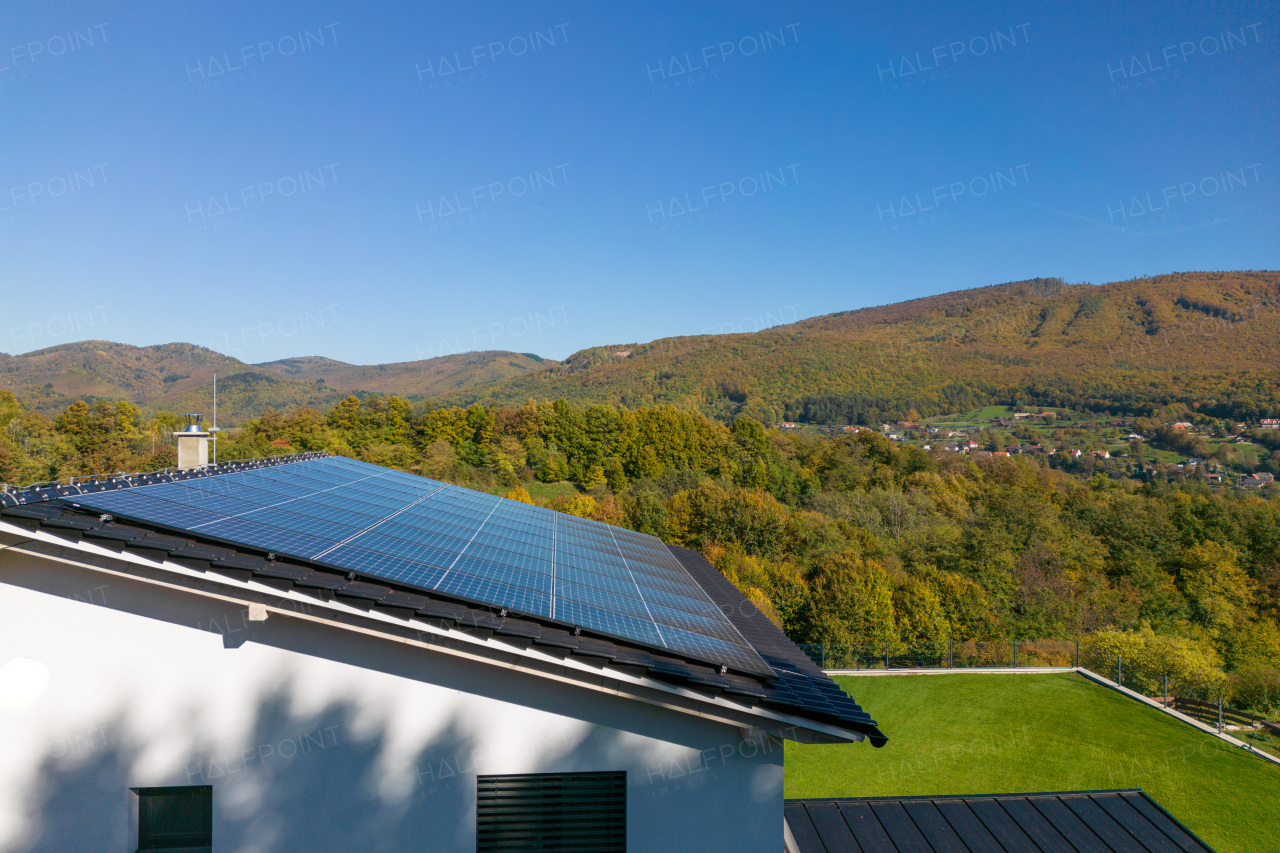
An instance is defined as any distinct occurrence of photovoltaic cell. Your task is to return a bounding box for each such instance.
[68,456,771,676]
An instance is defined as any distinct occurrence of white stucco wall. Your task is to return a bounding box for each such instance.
[0,554,784,853]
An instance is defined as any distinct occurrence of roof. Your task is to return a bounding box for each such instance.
[785,790,1214,853]
[36,454,771,676]
[0,453,885,745]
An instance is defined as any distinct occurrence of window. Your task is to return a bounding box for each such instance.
[133,785,212,851]
[477,771,626,852]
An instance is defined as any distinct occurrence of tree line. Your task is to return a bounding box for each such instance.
[2,389,1278,713]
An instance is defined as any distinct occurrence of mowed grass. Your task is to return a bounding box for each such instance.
[484,481,581,501]
[785,673,1280,853]
[524,481,581,501]
[967,405,1017,421]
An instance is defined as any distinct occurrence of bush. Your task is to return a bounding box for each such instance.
[1016,639,1076,667]
[1082,625,1225,699]
[1227,663,1280,718]
[806,552,896,648]
[562,494,596,518]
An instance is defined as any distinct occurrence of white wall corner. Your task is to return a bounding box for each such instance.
[783,816,801,853]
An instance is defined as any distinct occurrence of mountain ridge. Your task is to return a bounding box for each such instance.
[433,270,1280,421]
[0,341,552,421]
[3,271,1277,423]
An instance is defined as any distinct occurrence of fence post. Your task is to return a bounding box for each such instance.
[1075,638,1080,669]
[885,642,890,670]
[949,638,953,669]
[1164,674,1168,709]
[1118,655,1122,686]
[1013,640,1017,668]
[1218,697,1223,733]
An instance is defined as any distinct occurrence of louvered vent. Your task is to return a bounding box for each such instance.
[476,771,626,852]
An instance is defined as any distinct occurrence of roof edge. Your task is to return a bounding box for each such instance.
[786,788,1151,803]
[667,543,887,747]
[0,519,865,744]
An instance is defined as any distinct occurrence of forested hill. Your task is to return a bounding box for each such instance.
[254,352,552,396]
[0,342,551,421]
[4,271,1277,424]
[442,270,1280,423]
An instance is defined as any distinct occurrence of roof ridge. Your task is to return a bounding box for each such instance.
[0,452,330,509]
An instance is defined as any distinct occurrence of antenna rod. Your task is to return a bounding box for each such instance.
[212,373,219,465]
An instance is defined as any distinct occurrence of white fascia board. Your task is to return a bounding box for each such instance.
[0,521,863,745]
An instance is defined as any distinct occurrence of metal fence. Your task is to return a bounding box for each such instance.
[797,639,1081,671]
[1077,646,1224,708]
[1091,651,1275,737]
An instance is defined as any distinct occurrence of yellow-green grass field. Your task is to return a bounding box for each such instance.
[786,673,1279,853]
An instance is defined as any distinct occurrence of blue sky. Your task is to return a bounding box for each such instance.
[2,0,1276,364]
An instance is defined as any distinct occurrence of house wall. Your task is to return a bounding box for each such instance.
[0,552,783,853]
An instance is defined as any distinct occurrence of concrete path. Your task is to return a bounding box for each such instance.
[825,666,1073,676]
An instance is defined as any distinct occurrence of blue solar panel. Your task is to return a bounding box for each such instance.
[68,456,771,675]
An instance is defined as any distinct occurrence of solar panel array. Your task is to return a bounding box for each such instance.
[69,456,771,676]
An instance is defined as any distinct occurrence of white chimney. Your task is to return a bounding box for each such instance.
[174,413,210,471]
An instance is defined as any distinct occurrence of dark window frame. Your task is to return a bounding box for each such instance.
[132,784,212,852]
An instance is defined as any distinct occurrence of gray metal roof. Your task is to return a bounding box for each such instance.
[785,790,1214,852]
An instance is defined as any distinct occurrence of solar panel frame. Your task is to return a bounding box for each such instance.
[68,457,771,675]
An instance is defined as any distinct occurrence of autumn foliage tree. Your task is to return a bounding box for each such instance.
[8,388,1280,707]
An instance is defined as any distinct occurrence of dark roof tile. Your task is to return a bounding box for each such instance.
[574,636,619,660]
[496,617,542,641]
[170,543,237,563]
[333,580,392,602]
[291,571,348,591]
[606,646,656,669]
[379,590,431,610]
[532,627,579,651]
[414,599,469,621]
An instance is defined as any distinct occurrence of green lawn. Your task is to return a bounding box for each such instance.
[523,481,581,501]
[968,405,1016,421]
[482,481,581,501]
[786,673,1279,853]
